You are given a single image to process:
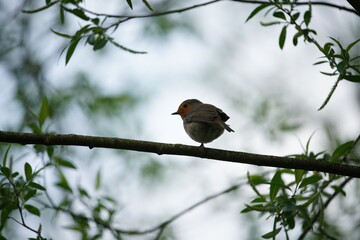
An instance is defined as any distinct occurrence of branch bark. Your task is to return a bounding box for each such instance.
[0,131,359,178]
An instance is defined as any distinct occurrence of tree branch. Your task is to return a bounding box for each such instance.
[0,131,359,178]
[73,0,359,21]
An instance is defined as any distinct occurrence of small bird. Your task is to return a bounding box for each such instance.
[172,99,234,146]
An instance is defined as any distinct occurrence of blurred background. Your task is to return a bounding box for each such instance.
[0,0,359,239]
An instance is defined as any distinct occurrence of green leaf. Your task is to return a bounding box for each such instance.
[270,171,283,201]
[301,192,320,207]
[51,29,72,39]
[261,228,282,239]
[24,204,41,216]
[0,167,10,178]
[330,141,354,162]
[303,10,311,26]
[260,21,281,26]
[60,5,65,24]
[65,38,81,65]
[345,38,360,52]
[273,11,286,20]
[343,75,360,83]
[93,37,108,51]
[291,12,300,22]
[246,3,271,22]
[279,26,287,49]
[299,175,322,188]
[56,170,73,193]
[294,169,304,185]
[38,97,49,127]
[313,60,328,65]
[55,157,77,169]
[24,189,37,202]
[126,0,133,9]
[2,145,11,167]
[63,8,90,21]
[29,182,46,191]
[24,162,32,181]
[95,169,101,190]
[331,185,346,196]
[142,0,154,11]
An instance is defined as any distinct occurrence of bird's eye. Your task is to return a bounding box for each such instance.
[183,103,188,108]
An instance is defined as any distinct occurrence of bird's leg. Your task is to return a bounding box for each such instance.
[199,143,205,147]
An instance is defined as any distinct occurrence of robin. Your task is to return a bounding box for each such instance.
[172,99,234,146]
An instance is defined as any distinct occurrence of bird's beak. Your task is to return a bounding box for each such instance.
[171,111,179,115]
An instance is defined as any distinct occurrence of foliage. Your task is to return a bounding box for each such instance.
[1,0,359,240]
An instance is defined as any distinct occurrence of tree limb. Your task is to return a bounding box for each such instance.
[0,131,359,178]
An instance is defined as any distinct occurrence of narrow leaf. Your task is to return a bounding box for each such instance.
[261,228,282,239]
[142,0,154,11]
[273,11,286,20]
[270,171,283,201]
[279,26,287,49]
[95,169,101,190]
[246,3,271,22]
[65,38,81,65]
[126,0,133,9]
[29,182,46,191]
[24,204,41,216]
[299,175,322,189]
[343,75,360,83]
[51,29,72,39]
[330,141,354,162]
[24,162,32,181]
[294,169,304,185]
[2,145,11,167]
[346,38,360,52]
[38,97,49,127]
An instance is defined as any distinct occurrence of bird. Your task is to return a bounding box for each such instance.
[172,99,234,146]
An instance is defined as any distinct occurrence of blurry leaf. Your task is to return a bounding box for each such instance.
[246,3,271,22]
[261,228,282,239]
[270,171,283,201]
[241,204,267,213]
[142,0,154,11]
[2,145,11,167]
[63,8,90,21]
[95,169,101,190]
[330,141,354,162]
[331,185,346,196]
[51,29,72,39]
[320,71,337,76]
[24,162,32,181]
[291,12,300,22]
[303,10,311,26]
[126,0,133,9]
[313,60,328,65]
[273,11,286,20]
[29,182,46,191]
[294,169,304,185]
[279,26,287,49]
[60,6,65,24]
[56,170,73,193]
[38,97,49,127]
[93,37,108,51]
[78,187,90,198]
[24,204,41,216]
[66,38,81,65]
[345,38,360,52]
[343,75,360,83]
[24,189,37,202]
[55,157,77,169]
[0,167,10,178]
[260,21,281,26]
[299,175,322,189]
[301,192,320,207]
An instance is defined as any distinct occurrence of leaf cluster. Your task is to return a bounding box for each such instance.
[241,136,358,239]
[246,0,360,110]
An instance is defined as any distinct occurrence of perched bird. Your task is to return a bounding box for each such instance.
[172,99,234,146]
